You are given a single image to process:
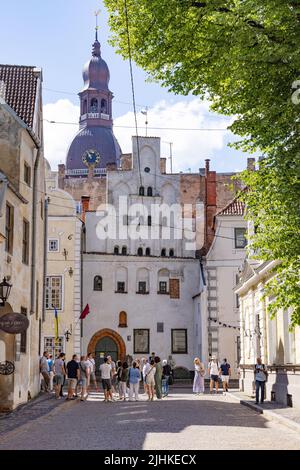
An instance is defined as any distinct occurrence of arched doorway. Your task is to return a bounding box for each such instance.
[87,329,126,372]
[0,303,15,411]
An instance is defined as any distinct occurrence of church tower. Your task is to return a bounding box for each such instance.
[65,27,121,177]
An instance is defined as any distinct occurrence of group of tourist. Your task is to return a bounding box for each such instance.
[193,356,231,395]
[39,351,172,403]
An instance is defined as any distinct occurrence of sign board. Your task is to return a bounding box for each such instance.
[0,313,29,334]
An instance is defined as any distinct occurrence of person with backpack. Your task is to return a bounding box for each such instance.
[208,356,221,394]
[220,358,231,395]
[128,361,141,402]
[254,358,268,404]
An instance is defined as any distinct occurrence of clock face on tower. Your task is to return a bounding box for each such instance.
[82,149,101,167]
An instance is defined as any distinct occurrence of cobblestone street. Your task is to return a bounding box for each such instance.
[0,389,299,450]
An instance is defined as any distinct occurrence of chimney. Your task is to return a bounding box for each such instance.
[160,158,167,174]
[247,158,256,171]
[205,159,210,178]
[58,164,65,189]
[81,196,90,223]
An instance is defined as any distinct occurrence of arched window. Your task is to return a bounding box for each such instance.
[83,99,87,115]
[137,247,143,257]
[139,187,145,196]
[94,276,103,291]
[137,268,150,294]
[158,269,170,294]
[161,248,166,257]
[147,187,153,197]
[169,249,175,257]
[90,98,98,112]
[146,248,151,256]
[114,246,120,255]
[122,246,127,255]
[119,311,128,328]
[101,99,107,114]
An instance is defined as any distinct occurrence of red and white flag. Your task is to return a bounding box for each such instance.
[80,304,90,320]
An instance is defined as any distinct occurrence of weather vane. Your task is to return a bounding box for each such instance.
[95,9,101,38]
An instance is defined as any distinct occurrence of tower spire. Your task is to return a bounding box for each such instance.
[95,9,101,42]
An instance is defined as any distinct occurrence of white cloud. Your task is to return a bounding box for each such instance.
[43,98,234,172]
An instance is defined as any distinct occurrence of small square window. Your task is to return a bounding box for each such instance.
[159,281,168,293]
[49,239,59,252]
[234,228,247,249]
[138,282,147,294]
[172,329,187,354]
[157,323,164,333]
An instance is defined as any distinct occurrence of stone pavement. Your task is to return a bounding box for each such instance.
[228,390,300,433]
[0,388,300,450]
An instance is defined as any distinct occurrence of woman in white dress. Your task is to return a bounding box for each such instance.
[193,358,205,395]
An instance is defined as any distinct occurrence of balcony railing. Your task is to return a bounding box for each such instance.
[66,168,107,177]
[80,112,110,121]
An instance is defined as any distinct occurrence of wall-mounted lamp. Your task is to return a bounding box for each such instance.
[68,267,74,277]
[0,277,12,307]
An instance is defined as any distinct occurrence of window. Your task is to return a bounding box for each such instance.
[76,202,82,214]
[157,323,164,333]
[147,216,152,227]
[5,203,14,254]
[161,249,166,257]
[44,336,64,358]
[147,187,153,197]
[159,281,168,294]
[90,98,98,112]
[101,99,107,113]
[134,329,150,354]
[119,311,127,328]
[94,276,103,291]
[122,246,127,255]
[236,294,240,309]
[20,307,27,353]
[114,246,120,255]
[45,276,63,310]
[138,281,147,294]
[22,219,30,265]
[24,162,31,186]
[172,329,188,354]
[139,187,145,196]
[234,228,247,249]
[117,282,126,293]
[169,249,175,257]
[145,248,151,256]
[83,99,87,115]
[48,239,59,252]
[137,247,143,257]
[170,279,180,299]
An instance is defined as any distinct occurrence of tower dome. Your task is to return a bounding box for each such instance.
[65,30,121,177]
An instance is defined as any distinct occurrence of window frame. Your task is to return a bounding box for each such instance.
[171,329,188,354]
[5,202,14,255]
[22,218,30,265]
[44,336,65,358]
[48,238,59,253]
[137,281,148,294]
[234,227,247,249]
[94,276,103,292]
[134,329,150,354]
[116,281,126,294]
[24,161,31,186]
[158,281,168,294]
[45,276,63,310]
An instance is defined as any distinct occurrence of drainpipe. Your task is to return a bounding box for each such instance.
[30,146,41,316]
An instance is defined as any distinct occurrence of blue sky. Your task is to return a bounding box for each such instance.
[0,0,251,173]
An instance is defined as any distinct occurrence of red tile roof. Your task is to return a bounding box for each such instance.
[217,197,245,216]
[0,65,39,129]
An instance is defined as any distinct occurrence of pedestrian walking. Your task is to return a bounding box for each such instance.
[107,355,117,396]
[208,356,220,394]
[100,357,113,403]
[53,353,66,399]
[154,356,163,399]
[40,351,50,392]
[142,358,150,395]
[59,354,67,397]
[87,352,98,392]
[220,358,231,394]
[193,358,205,395]
[48,354,54,391]
[79,355,90,401]
[119,362,129,400]
[66,354,80,400]
[254,358,268,404]
[128,361,141,401]
[145,359,156,401]
[162,360,171,397]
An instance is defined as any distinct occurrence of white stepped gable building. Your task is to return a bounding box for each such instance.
[82,137,200,374]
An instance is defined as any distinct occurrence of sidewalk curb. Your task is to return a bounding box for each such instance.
[228,392,300,433]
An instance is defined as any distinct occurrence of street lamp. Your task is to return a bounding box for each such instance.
[0,277,12,307]
[64,330,72,342]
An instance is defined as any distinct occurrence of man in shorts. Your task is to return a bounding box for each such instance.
[220,358,231,394]
[53,353,66,399]
[100,357,113,402]
[208,356,220,394]
[87,352,99,392]
[66,354,80,400]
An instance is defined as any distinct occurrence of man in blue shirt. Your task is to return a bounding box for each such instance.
[220,358,231,394]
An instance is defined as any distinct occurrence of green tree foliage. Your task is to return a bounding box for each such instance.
[104,0,300,325]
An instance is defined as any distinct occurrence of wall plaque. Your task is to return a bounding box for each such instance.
[0,313,29,334]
